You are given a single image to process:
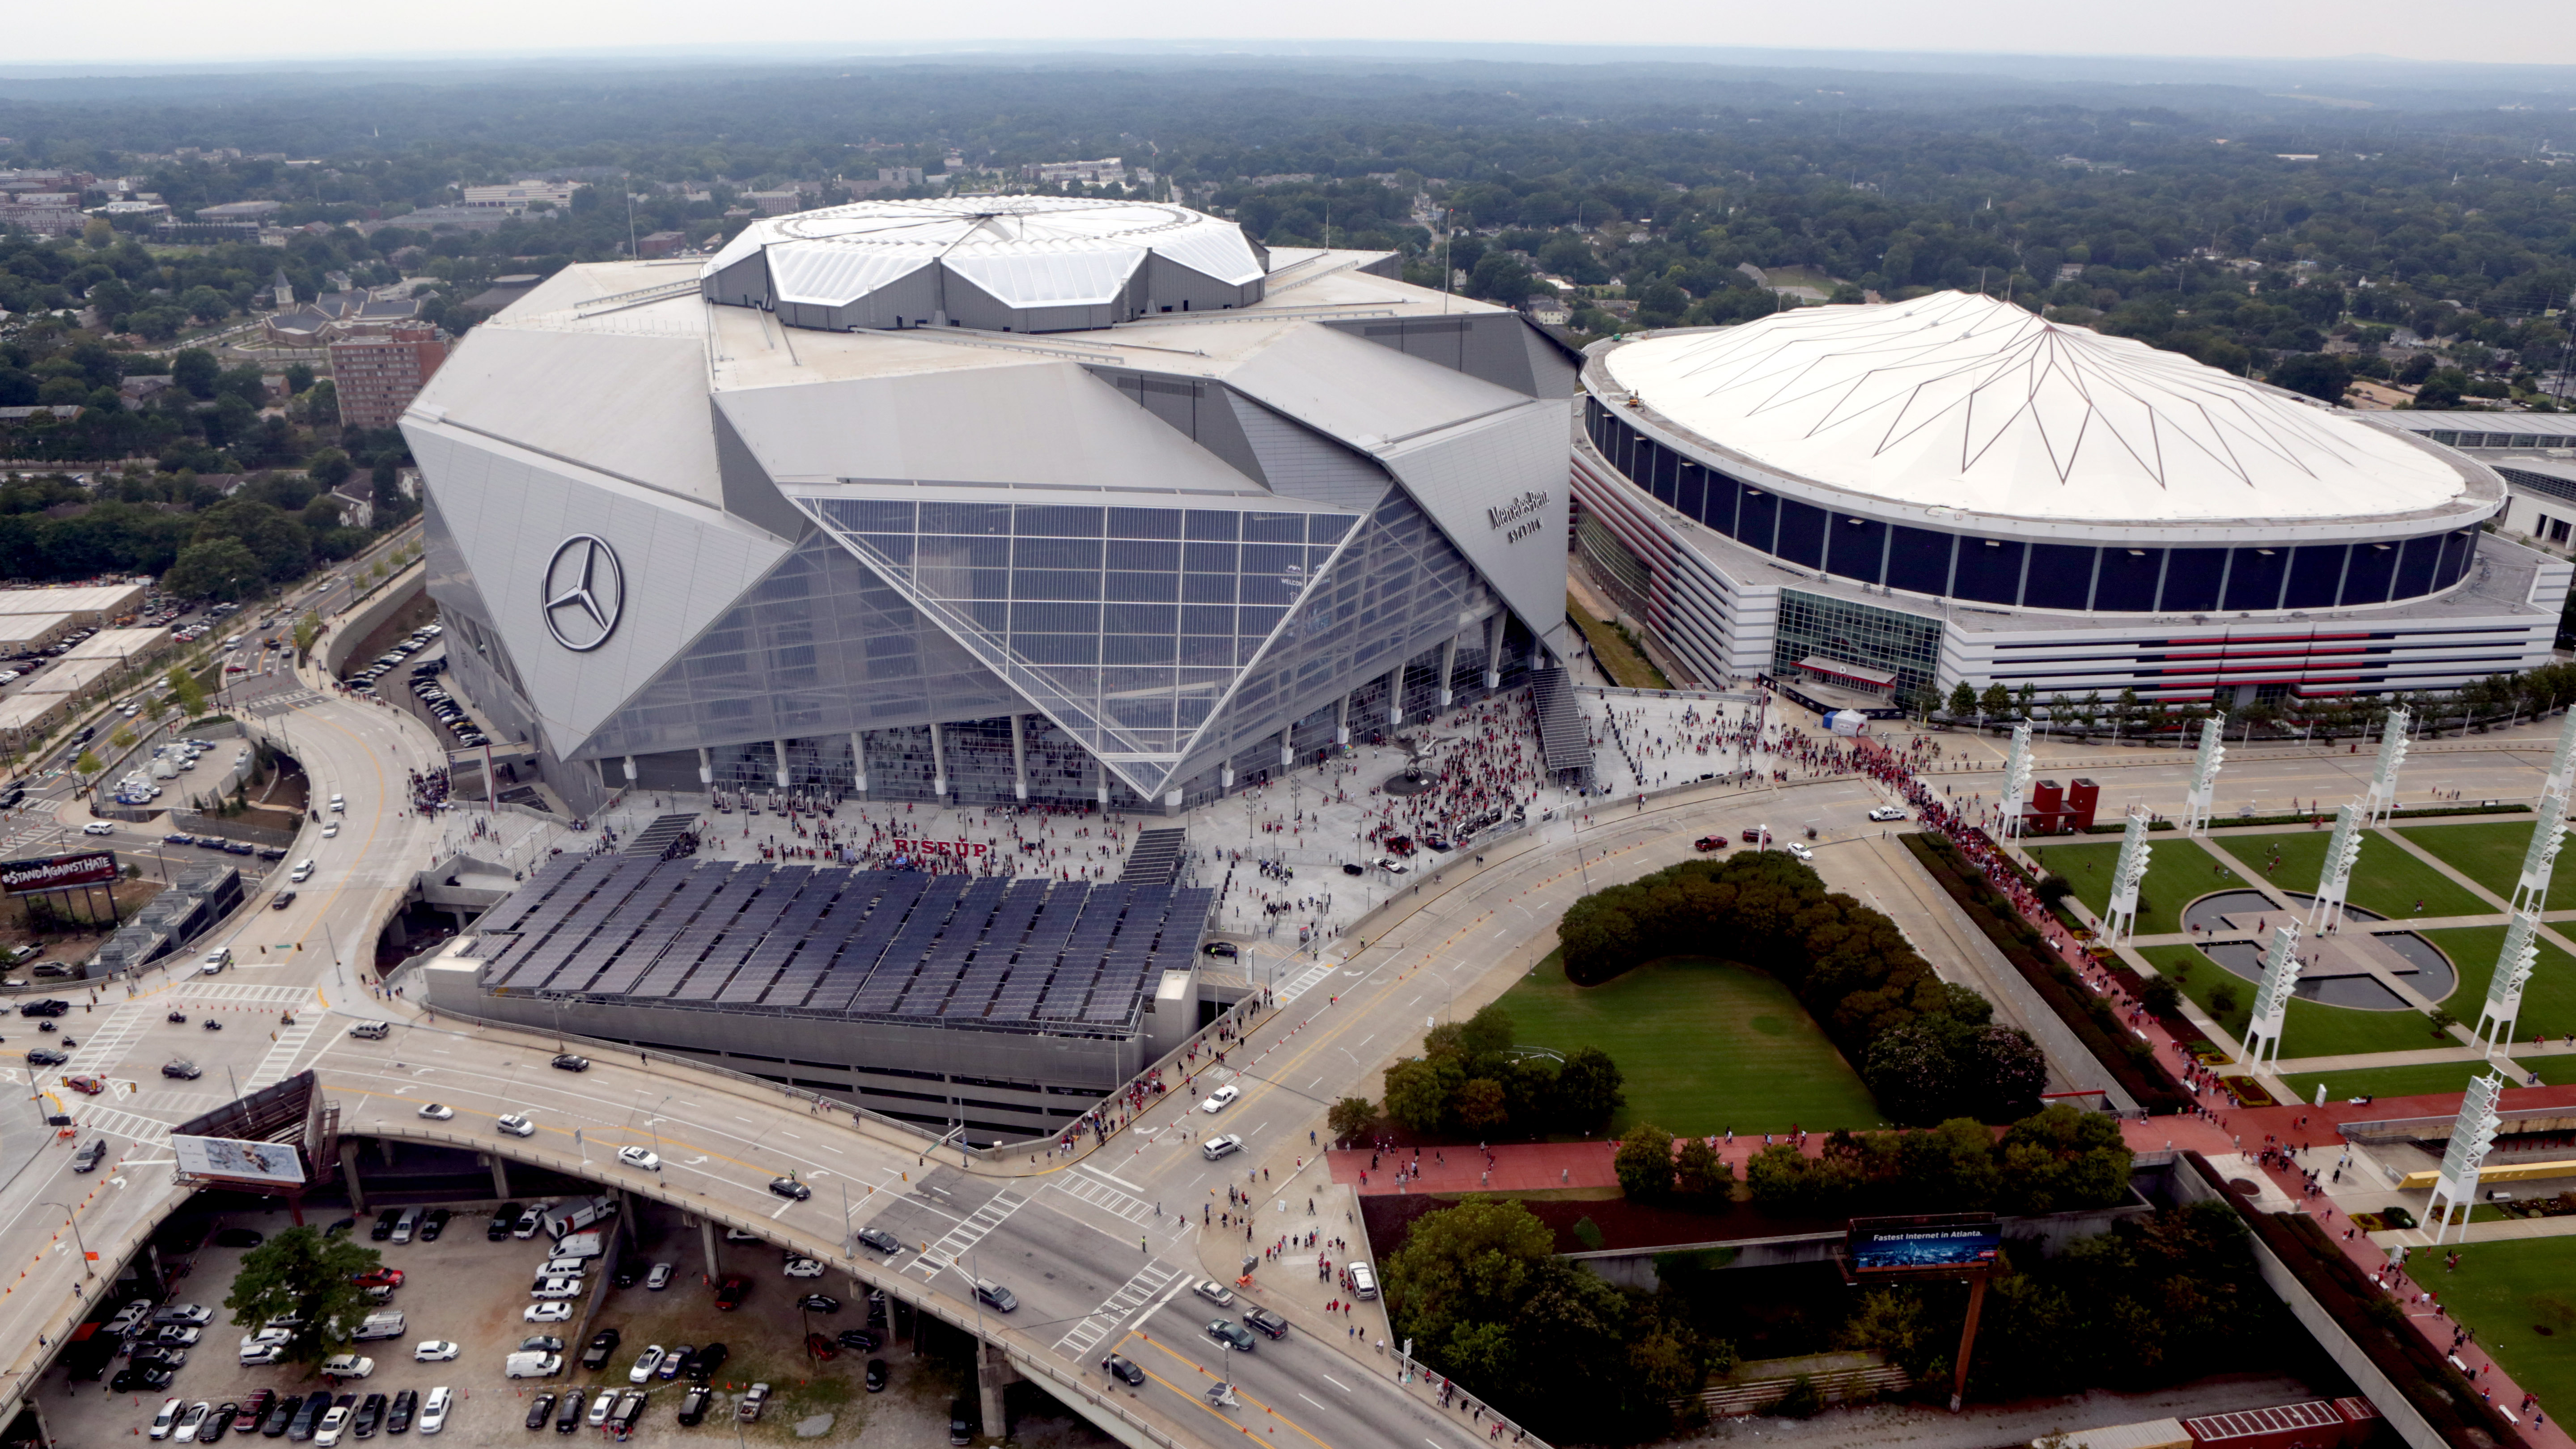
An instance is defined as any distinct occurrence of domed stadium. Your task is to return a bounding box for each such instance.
[1569,291,2565,715]
[402,198,1582,815]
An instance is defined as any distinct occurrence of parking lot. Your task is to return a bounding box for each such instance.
[40,1196,1005,1448]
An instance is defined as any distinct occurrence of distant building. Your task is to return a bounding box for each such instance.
[330,323,447,430]
[636,230,689,259]
[271,267,294,309]
[459,180,582,212]
[741,190,801,216]
[195,200,282,221]
[1021,158,1122,185]
[330,479,375,528]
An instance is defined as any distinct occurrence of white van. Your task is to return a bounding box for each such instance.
[1347,1262,1378,1300]
[504,1351,562,1379]
[200,946,231,975]
[551,1230,605,1260]
[352,1310,405,1341]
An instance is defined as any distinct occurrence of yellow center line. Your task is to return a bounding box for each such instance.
[1118,1329,1335,1449]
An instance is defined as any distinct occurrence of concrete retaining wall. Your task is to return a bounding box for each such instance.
[319,564,425,677]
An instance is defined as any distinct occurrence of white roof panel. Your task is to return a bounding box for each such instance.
[767,248,934,309]
[943,246,1142,309]
[1602,291,2468,525]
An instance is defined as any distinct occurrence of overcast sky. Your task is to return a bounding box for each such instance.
[25,0,2576,69]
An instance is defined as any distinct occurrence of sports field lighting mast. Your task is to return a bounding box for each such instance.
[2362,705,2412,826]
[2103,805,2152,945]
[2475,913,2541,1056]
[2542,708,2576,805]
[1999,722,2033,841]
[2245,919,2305,1069]
[2183,717,2225,837]
[2512,792,2569,916]
[2426,1070,2505,1245]
[2307,803,2365,935]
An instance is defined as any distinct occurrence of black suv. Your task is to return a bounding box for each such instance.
[687,1343,728,1381]
[578,1330,620,1372]
[1243,1306,1289,1340]
[487,1203,523,1241]
[369,1209,399,1241]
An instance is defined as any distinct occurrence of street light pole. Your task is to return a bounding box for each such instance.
[39,1201,93,1277]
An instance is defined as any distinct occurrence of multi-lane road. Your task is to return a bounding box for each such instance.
[0,650,2561,1449]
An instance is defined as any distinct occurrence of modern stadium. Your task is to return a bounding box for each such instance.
[401,196,1579,816]
[1569,290,2572,716]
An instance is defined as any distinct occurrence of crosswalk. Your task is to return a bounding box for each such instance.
[1055,1260,1182,1355]
[1048,1168,1161,1227]
[241,689,320,717]
[246,1014,322,1090]
[1275,957,1339,1004]
[173,983,318,1008]
[59,1002,153,1076]
[902,1190,1028,1281]
[70,1102,173,1146]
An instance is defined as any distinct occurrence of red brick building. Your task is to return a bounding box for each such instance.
[329,323,446,430]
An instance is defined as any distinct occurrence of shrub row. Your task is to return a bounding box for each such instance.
[2080,801,2529,834]
[1558,851,2043,1125]
[1902,833,2190,1116]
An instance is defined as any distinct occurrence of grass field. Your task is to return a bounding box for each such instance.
[2279,1057,2576,1105]
[2419,924,2576,1041]
[2216,828,2491,920]
[2133,943,2453,1060]
[1496,950,1884,1136]
[2397,821,2576,914]
[2027,836,2247,929]
[2422,1238,2576,1417]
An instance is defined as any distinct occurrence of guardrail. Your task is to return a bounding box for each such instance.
[350,1121,1203,1449]
[1387,1345,1553,1448]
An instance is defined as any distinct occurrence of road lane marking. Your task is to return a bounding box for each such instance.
[1321,1374,1350,1393]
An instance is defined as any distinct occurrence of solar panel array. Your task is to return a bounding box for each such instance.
[473,860,1199,1034]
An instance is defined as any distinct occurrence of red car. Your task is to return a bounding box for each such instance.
[803,1333,838,1361]
[1694,836,1729,852]
[1741,827,1768,844]
[714,1276,750,1312]
[350,1268,405,1289]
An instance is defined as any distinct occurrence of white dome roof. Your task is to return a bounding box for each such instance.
[1600,292,2470,525]
[703,196,1266,326]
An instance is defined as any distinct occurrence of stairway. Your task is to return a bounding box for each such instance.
[622,813,702,860]
[1120,827,1188,885]
[1529,669,1596,787]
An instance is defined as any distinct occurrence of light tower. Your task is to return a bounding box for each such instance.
[2362,705,2411,826]
[2307,802,2364,935]
[2475,912,2542,1055]
[2426,1071,2507,1245]
[2000,722,2034,840]
[2544,708,2576,804]
[2183,717,2225,836]
[2104,805,2153,945]
[2513,792,2569,916]
[2245,919,2304,1068]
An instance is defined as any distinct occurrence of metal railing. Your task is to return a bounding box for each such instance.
[1387,1345,1554,1449]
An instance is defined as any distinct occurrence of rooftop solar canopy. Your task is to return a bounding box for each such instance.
[479,862,1183,1034]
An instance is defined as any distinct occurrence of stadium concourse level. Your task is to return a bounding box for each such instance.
[475,852,1214,1030]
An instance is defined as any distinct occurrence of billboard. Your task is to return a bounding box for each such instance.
[1848,1219,2001,1275]
[172,1134,307,1186]
[0,851,118,893]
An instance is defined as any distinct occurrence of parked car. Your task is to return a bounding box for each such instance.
[834,1329,879,1352]
[865,1359,889,1393]
[417,1388,449,1436]
[386,1391,416,1435]
[627,1346,664,1383]
[1198,1084,1241,1113]
[1206,1319,1256,1352]
[644,1263,674,1291]
[714,1276,750,1311]
[803,1332,838,1362]
[1102,1354,1143,1386]
[579,1331,621,1371]
[522,1395,555,1432]
[686,1343,728,1381]
[318,1356,373,1380]
[736,1385,770,1424]
[797,1294,839,1313]
[855,1228,902,1254]
[351,1393,385,1440]
[675,1389,711,1427]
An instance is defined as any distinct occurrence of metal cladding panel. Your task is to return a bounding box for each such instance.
[408,325,724,508]
[1379,400,1572,658]
[705,253,772,310]
[714,362,1264,496]
[410,424,794,762]
[1224,324,1530,457]
[942,247,1144,310]
[1142,225,1267,288]
[767,248,935,311]
[1225,393,1392,511]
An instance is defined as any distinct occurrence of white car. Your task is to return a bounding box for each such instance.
[530,1276,582,1300]
[1199,1084,1241,1114]
[175,1402,213,1442]
[150,1398,183,1441]
[1785,842,1815,862]
[321,822,339,838]
[82,821,114,836]
[419,1387,449,1436]
[1867,805,1907,822]
[1373,855,1407,874]
[628,1346,665,1383]
[783,1258,825,1279]
[412,1339,459,1362]
[523,1302,574,1323]
[238,1343,285,1367]
[318,1354,374,1379]
[615,1146,661,1172]
[496,1114,535,1137]
[313,1407,350,1448]
[645,1263,674,1290]
[416,1103,453,1121]
[328,794,345,812]
[1201,1133,1243,1161]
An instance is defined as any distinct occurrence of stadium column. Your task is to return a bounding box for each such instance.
[1010,716,1029,802]
[773,738,791,789]
[1335,692,1351,745]
[1438,636,1457,710]
[338,1140,367,1215]
[622,756,636,784]
[851,733,869,799]
[1384,665,1404,727]
[1278,729,1293,769]
[1482,611,1502,690]
[929,722,949,800]
[695,748,712,788]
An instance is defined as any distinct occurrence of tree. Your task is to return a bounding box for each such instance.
[162,538,264,602]
[292,611,323,658]
[1947,681,1977,717]
[1978,682,2011,717]
[2013,682,2038,719]
[1455,1077,1509,1131]
[110,726,136,751]
[308,448,354,489]
[1995,1104,2134,1215]
[172,348,219,400]
[1613,1121,1675,1201]
[2138,975,2182,1017]
[1912,682,1943,720]
[1382,1055,1464,1133]
[1327,1097,1376,1144]
[2269,352,2350,405]
[166,665,209,723]
[1673,1134,1731,1202]
[73,749,102,780]
[224,1225,383,1366]
[1553,1045,1625,1131]
[1382,1197,1555,1356]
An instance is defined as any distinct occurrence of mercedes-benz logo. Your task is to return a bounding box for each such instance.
[541,534,623,652]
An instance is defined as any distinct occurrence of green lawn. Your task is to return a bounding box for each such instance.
[2397,821,2576,914]
[2423,1238,2576,1418]
[1496,950,1885,1136]
[2027,836,2247,930]
[2215,828,2492,921]
[2419,925,2576,1042]
[2279,1056,2576,1105]
[2133,943,2455,1060]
